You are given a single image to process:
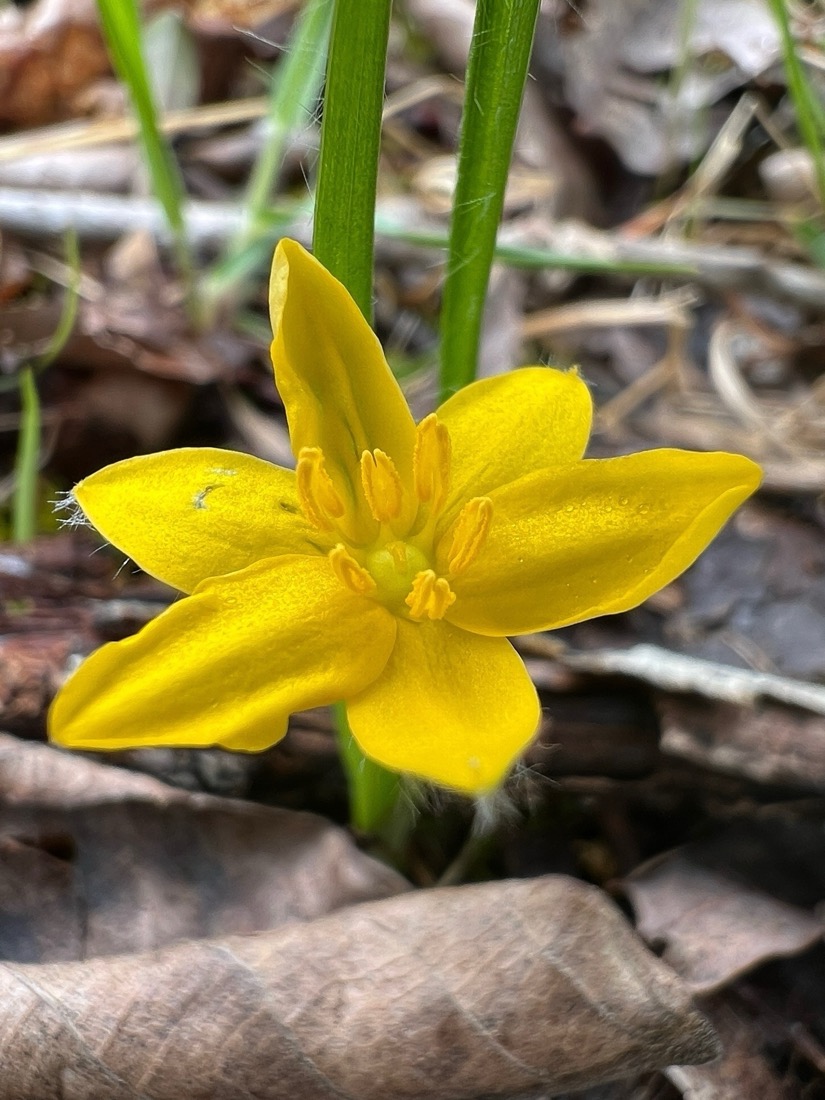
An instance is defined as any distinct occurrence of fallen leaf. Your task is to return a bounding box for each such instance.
[0,875,718,1099]
[553,0,779,173]
[0,734,408,960]
[665,999,794,1100]
[626,833,824,993]
[671,506,825,682]
[0,0,109,128]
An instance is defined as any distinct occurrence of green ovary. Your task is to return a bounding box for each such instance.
[366,541,430,610]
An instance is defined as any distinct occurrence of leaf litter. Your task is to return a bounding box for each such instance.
[0,874,718,1099]
[2,0,825,1095]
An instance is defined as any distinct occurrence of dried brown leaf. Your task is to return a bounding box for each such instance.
[0,734,407,961]
[188,0,299,35]
[553,0,778,173]
[0,0,290,128]
[0,875,718,1099]
[666,1001,795,1100]
[626,849,824,993]
[0,0,109,128]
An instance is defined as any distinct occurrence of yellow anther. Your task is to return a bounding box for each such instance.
[361,449,404,524]
[296,447,345,531]
[447,496,493,575]
[329,544,376,597]
[405,569,456,621]
[413,414,451,512]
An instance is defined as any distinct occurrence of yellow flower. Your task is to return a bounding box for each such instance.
[48,241,761,793]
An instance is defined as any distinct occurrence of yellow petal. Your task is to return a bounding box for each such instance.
[49,555,397,752]
[347,619,540,793]
[269,240,417,533]
[72,447,325,594]
[435,367,592,518]
[444,450,762,636]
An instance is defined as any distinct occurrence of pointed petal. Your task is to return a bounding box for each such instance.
[436,367,592,517]
[269,240,416,530]
[49,556,396,752]
[443,450,762,636]
[347,619,540,793]
[72,447,326,594]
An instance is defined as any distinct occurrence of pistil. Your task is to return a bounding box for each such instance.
[315,415,486,622]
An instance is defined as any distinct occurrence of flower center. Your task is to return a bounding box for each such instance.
[365,541,429,605]
[296,414,492,622]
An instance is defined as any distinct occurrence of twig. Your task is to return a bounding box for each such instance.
[532,641,825,716]
[5,191,825,310]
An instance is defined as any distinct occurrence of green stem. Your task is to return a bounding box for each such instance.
[313,0,391,315]
[333,704,400,833]
[439,0,541,400]
[12,367,40,543]
[314,0,399,833]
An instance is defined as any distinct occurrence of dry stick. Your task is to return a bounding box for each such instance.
[4,189,825,308]
[521,637,825,716]
[0,98,270,164]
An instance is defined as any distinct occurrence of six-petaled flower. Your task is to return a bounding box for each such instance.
[48,241,761,792]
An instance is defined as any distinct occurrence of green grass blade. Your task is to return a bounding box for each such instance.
[203,0,332,308]
[12,367,41,543]
[439,0,541,399]
[767,0,825,210]
[244,0,332,242]
[96,0,195,305]
[12,232,81,543]
[34,234,82,372]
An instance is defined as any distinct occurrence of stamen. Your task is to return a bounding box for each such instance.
[413,414,451,512]
[296,447,345,531]
[405,569,456,621]
[447,496,493,575]
[329,544,376,596]
[361,449,404,524]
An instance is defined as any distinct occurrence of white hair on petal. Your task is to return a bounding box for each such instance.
[52,490,91,530]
